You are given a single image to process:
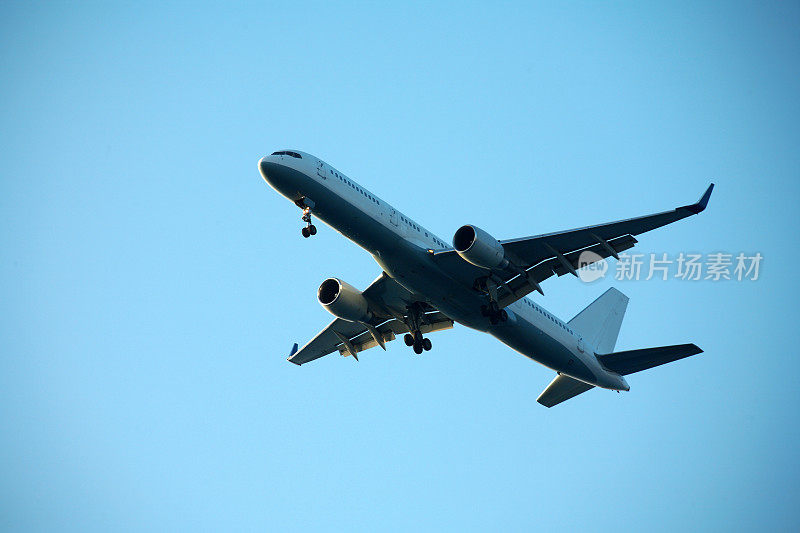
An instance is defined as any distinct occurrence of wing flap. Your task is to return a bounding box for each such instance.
[549,234,637,277]
[288,318,369,365]
[496,234,637,307]
[537,374,595,408]
[335,313,453,356]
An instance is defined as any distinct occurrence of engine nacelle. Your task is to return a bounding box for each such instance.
[453,224,508,270]
[317,278,373,323]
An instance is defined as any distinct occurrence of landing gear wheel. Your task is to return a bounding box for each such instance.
[489,314,499,325]
[299,205,316,238]
[413,330,423,344]
[422,338,432,351]
[404,333,414,346]
[413,342,423,355]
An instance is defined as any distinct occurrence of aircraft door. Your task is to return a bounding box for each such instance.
[317,160,326,179]
[390,209,399,226]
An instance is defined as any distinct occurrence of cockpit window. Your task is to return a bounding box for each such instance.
[271,151,302,159]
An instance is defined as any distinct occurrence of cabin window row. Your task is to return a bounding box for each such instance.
[523,299,573,334]
[331,170,379,205]
[400,216,421,233]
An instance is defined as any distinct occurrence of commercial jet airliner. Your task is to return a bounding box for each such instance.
[259,150,712,407]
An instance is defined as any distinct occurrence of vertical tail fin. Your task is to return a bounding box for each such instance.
[568,288,629,354]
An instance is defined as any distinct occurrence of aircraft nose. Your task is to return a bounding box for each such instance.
[259,155,283,187]
[259,154,292,193]
[258,156,271,180]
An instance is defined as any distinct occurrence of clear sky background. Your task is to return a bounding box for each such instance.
[2,1,798,531]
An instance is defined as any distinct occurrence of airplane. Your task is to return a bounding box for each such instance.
[259,150,712,407]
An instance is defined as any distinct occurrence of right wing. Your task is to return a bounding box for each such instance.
[287,272,453,365]
[432,184,713,308]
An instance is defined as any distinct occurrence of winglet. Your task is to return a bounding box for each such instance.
[287,342,300,365]
[683,183,714,214]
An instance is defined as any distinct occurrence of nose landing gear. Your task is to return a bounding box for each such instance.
[294,198,317,238]
[300,207,317,238]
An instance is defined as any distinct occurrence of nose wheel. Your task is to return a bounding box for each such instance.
[300,207,317,238]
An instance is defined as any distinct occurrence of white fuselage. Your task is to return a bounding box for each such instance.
[259,150,629,391]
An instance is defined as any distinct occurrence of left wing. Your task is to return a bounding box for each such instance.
[287,273,453,365]
[432,184,713,307]
[287,313,453,365]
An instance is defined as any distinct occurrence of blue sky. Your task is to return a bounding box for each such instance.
[2,1,798,531]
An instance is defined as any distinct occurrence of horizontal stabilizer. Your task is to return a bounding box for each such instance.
[598,343,702,375]
[537,374,594,408]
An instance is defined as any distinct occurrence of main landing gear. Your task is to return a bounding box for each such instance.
[481,301,508,325]
[403,303,432,354]
[404,331,432,355]
[300,206,317,238]
[475,277,508,325]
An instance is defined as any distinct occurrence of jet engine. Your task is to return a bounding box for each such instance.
[317,278,373,323]
[452,224,508,269]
